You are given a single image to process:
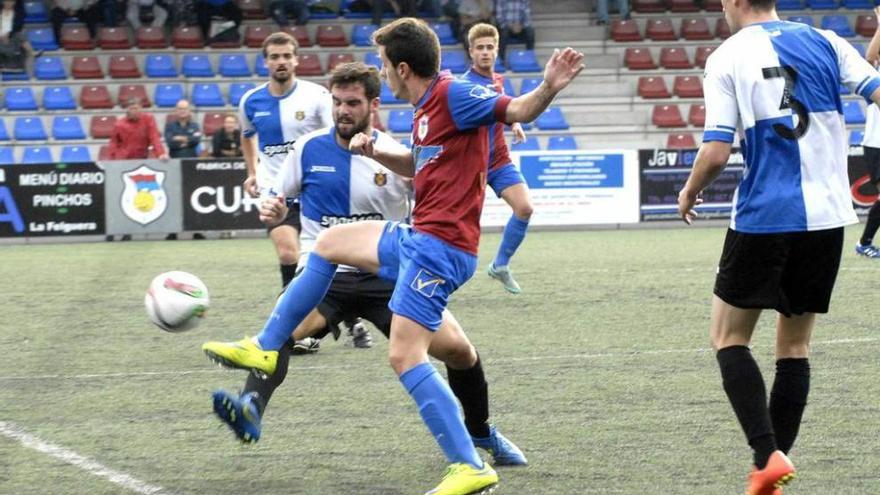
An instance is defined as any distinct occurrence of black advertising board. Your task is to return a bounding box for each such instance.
[845,147,880,215]
[180,159,264,231]
[0,163,105,237]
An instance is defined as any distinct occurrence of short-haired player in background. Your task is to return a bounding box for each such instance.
[463,22,535,294]
[856,6,880,259]
[677,0,880,493]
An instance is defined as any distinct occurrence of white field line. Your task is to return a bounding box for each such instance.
[0,421,177,495]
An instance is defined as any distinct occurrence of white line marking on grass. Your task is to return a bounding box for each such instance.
[0,421,177,495]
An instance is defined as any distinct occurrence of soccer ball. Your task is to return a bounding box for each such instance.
[145,271,210,332]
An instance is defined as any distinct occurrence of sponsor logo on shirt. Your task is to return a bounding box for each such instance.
[469,85,497,100]
[413,145,443,175]
[320,212,384,227]
[309,165,336,173]
[410,268,445,298]
[254,111,272,117]
[262,141,296,157]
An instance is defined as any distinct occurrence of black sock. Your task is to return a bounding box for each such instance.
[716,346,777,469]
[860,200,880,246]
[446,354,490,438]
[280,263,298,287]
[769,358,810,455]
[243,342,291,416]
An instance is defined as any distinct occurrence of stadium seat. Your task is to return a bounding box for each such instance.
[118,85,150,107]
[852,42,866,58]
[202,112,225,135]
[283,25,312,47]
[507,50,541,72]
[80,85,113,109]
[238,0,266,19]
[646,19,677,41]
[856,15,877,38]
[97,145,112,160]
[0,148,12,164]
[5,87,38,111]
[0,120,8,140]
[495,57,505,73]
[173,26,204,49]
[821,16,854,37]
[90,115,117,138]
[502,78,515,96]
[632,0,665,13]
[245,25,272,48]
[380,82,404,104]
[229,82,256,106]
[61,26,92,50]
[145,55,177,78]
[34,56,66,80]
[511,136,540,151]
[52,115,86,140]
[638,77,670,99]
[14,117,47,140]
[352,24,377,47]
[716,18,731,39]
[844,0,872,7]
[519,78,541,95]
[667,133,697,149]
[681,18,712,40]
[776,0,804,9]
[71,56,103,79]
[652,105,686,127]
[219,54,251,77]
[23,1,49,23]
[317,24,347,47]
[42,86,76,110]
[688,104,706,126]
[850,129,865,146]
[137,26,168,48]
[673,76,703,98]
[388,110,414,133]
[624,48,657,70]
[806,0,838,9]
[109,55,141,78]
[547,135,578,150]
[704,0,723,10]
[695,46,716,68]
[364,51,382,69]
[155,84,185,107]
[843,101,866,124]
[98,27,132,49]
[611,19,642,42]
[328,52,355,71]
[254,53,269,76]
[535,107,569,130]
[669,0,699,12]
[440,50,468,73]
[182,55,214,77]
[431,23,456,45]
[660,48,692,69]
[22,146,53,164]
[192,84,225,107]
[788,15,813,26]
[296,53,323,76]
[60,145,92,163]
[27,28,57,50]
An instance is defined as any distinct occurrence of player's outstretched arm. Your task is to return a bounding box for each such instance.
[504,47,585,124]
[677,141,731,224]
[349,132,415,178]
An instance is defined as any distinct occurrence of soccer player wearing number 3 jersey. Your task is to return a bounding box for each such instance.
[677,1,880,493]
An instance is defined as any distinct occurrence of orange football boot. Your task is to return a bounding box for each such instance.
[745,451,796,495]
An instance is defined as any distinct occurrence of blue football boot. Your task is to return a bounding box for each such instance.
[855,243,880,259]
[212,390,262,443]
[471,425,527,466]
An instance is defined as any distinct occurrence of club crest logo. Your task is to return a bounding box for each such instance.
[295,110,305,121]
[374,171,388,186]
[417,116,429,141]
[121,165,167,225]
[410,268,445,298]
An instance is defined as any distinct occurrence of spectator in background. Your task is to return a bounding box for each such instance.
[126,0,173,29]
[50,0,117,42]
[458,0,492,49]
[211,113,243,158]
[369,0,405,26]
[495,0,534,64]
[107,98,168,160]
[596,0,629,25]
[442,0,462,40]
[194,0,242,43]
[165,99,202,158]
[269,0,309,25]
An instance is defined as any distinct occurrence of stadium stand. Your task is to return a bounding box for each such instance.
[52,116,86,140]
[61,145,93,163]
[22,146,53,163]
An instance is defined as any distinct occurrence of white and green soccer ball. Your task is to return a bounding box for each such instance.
[145,271,210,332]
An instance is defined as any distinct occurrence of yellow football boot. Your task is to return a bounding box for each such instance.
[424,463,498,495]
[202,337,277,378]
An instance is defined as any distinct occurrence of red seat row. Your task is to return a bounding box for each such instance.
[611,18,730,42]
[90,112,228,139]
[652,104,705,128]
[632,0,722,13]
[624,46,716,70]
[638,76,703,99]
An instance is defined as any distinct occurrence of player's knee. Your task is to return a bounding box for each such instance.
[444,342,477,369]
[312,230,339,261]
[513,202,533,220]
[776,341,811,359]
[387,350,412,376]
[277,248,299,265]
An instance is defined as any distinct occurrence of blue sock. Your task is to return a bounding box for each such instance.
[494,215,529,268]
[400,362,483,468]
[256,254,336,350]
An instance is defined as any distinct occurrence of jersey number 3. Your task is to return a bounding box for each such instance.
[762,66,810,140]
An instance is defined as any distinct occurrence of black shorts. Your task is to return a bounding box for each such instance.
[316,271,394,339]
[862,145,880,184]
[713,227,844,316]
[267,201,301,233]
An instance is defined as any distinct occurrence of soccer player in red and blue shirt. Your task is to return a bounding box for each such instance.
[202,18,584,495]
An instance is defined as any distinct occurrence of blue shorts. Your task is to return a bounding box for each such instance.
[487,163,526,198]
[376,222,477,331]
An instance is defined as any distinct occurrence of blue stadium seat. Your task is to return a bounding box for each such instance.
[219,54,251,77]
[388,110,414,133]
[850,130,864,146]
[519,78,541,95]
[34,56,66,80]
[52,115,85,140]
[364,51,381,69]
[843,101,865,124]
[0,119,8,140]
[5,87,38,111]
[24,1,49,23]
[511,136,540,151]
[380,82,404,104]
[843,0,871,7]
[192,84,225,107]
[507,50,541,73]
[182,55,214,77]
[494,57,505,73]
[821,15,854,37]
[229,82,256,106]
[155,84,185,107]
[22,146,53,164]
[502,78,515,96]
[27,28,58,50]
[60,145,92,163]
[0,147,13,164]
[2,72,29,81]
[776,0,804,9]
[254,53,268,77]
[351,24,377,47]
[43,86,77,110]
[547,135,578,150]
[806,0,838,9]
[145,54,177,78]
[440,51,468,73]
[14,117,47,140]
[787,15,813,26]
[535,107,569,130]
[431,23,456,45]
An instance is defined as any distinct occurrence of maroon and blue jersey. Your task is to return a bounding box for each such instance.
[411,71,512,254]
[462,68,514,172]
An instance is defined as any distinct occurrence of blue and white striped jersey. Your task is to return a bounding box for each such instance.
[272,127,412,270]
[238,80,333,193]
[703,20,879,233]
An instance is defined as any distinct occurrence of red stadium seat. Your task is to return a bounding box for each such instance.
[327,52,355,71]
[81,85,113,109]
[632,0,665,13]
[72,56,104,79]
[669,0,699,12]
[90,115,117,138]
[673,76,703,98]
[296,53,323,76]
[704,0,723,11]
[646,19,677,41]
[237,0,266,19]
[716,18,731,39]
[681,18,712,40]
[660,47,692,69]
[610,20,642,42]
[137,26,167,48]
[624,48,657,70]
[203,112,225,136]
[118,85,150,107]
[317,24,347,47]
[283,25,312,47]
[173,26,204,49]
[109,55,140,78]
[695,46,716,68]
[245,24,272,48]
[856,15,877,38]
[98,27,131,49]
[98,145,112,160]
[667,133,697,149]
[688,104,706,127]
[652,105,686,127]
[638,77,670,99]
[61,26,93,50]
